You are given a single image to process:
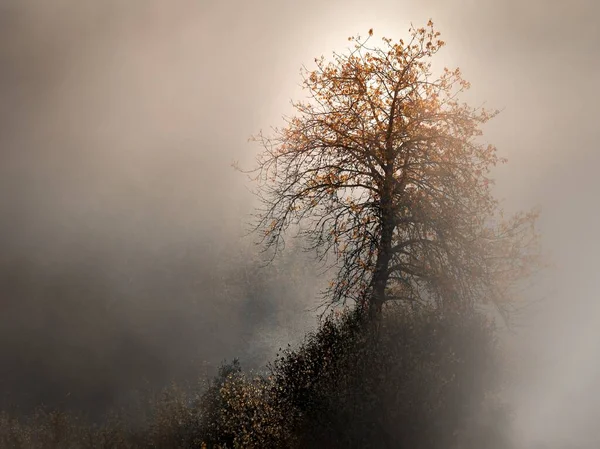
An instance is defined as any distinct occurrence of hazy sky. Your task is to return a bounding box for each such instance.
[0,0,598,445]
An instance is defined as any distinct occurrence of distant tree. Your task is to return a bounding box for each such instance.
[245,21,540,320]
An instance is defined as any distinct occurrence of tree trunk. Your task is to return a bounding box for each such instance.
[369,78,401,321]
[369,187,395,320]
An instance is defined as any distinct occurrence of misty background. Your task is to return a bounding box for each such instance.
[0,0,598,446]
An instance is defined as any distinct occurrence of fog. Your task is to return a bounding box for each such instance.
[0,0,598,446]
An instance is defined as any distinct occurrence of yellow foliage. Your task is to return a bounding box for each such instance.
[247,20,542,316]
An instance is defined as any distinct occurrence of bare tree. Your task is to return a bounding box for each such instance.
[244,21,540,320]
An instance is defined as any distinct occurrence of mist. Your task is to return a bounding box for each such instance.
[0,0,326,416]
[0,0,599,446]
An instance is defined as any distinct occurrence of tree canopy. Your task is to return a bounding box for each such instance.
[246,21,540,320]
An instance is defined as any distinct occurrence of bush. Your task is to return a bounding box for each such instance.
[268,304,512,449]
[0,305,512,448]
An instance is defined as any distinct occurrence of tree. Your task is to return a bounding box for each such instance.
[245,21,540,320]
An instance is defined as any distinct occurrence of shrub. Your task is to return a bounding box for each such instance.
[0,305,512,448]
[268,304,511,449]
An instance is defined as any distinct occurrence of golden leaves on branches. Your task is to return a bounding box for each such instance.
[246,20,541,314]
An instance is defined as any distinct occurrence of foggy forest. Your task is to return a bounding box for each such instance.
[0,1,599,448]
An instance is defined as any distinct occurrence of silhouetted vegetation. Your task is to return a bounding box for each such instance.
[268,305,510,449]
[0,305,515,448]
